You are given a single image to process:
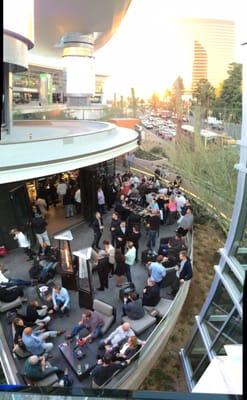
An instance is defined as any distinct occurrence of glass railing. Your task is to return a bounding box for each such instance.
[0,386,242,400]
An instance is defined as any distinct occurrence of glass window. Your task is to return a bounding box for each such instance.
[212,309,242,355]
[230,179,247,269]
[186,331,207,375]
[192,355,210,383]
[202,281,234,342]
[223,264,243,294]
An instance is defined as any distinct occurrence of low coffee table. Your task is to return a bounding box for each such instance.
[59,341,96,381]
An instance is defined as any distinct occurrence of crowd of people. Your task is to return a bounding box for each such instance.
[1,168,194,388]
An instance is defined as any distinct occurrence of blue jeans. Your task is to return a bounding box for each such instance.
[8,278,31,287]
[126,265,132,283]
[147,230,157,250]
[70,324,103,339]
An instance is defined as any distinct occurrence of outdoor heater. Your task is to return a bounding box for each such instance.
[73,247,95,309]
[54,230,77,291]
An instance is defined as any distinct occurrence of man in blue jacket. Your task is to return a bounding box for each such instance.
[171,250,193,295]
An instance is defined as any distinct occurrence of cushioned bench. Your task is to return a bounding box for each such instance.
[0,297,23,313]
[122,311,156,335]
[144,298,173,318]
[20,372,59,386]
[93,299,115,335]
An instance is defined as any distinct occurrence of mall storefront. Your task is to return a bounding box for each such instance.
[0,159,115,250]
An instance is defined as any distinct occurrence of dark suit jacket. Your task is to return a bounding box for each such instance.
[179,258,193,281]
[142,284,160,307]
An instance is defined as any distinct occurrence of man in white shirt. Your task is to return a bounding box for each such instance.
[125,241,136,283]
[175,191,186,214]
[74,187,81,214]
[100,322,135,348]
[56,179,67,204]
[10,228,33,260]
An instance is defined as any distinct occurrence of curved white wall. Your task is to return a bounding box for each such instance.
[0,121,138,183]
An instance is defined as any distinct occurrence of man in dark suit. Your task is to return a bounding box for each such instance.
[142,278,160,307]
[115,221,127,254]
[110,212,120,246]
[171,250,192,295]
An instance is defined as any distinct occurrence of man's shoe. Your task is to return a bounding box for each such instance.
[65,334,73,340]
[97,287,104,291]
[57,330,66,336]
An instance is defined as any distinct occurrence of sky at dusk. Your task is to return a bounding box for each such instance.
[94,0,245,99]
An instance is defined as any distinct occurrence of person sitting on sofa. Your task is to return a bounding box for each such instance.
[142,278,160,307]
[122,292,145,320]
[91,352,130,388]
[65,310,104,342]
[24,355,62,381]
[24,300,52,327]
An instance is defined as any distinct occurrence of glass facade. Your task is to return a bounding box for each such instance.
[180,43,246,391]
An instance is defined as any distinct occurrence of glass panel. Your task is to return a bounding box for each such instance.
[212,309,243,355]
[230,177,247,269]
[202,281,234,342]
[186,331,207,374]
[192,355,210,383]
[223,264,243,293]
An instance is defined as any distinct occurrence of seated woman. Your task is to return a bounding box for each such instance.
[107,336,143,362]
[12,317,30,357]
[24,300,52,327]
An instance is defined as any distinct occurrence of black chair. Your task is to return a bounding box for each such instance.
[160,267,177,288]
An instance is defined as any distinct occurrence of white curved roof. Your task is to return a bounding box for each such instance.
[0,120,138,183]
[30,0,131,58]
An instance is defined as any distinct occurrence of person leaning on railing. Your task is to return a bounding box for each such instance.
[170,250,193,296]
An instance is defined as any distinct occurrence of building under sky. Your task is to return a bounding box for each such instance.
[177,18,236,92]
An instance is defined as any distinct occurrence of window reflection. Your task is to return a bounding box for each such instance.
[186,331,208,375]
[223,264,242,293]
[202,281,234,342]
[230,179,247,268]
[212,310,242,355]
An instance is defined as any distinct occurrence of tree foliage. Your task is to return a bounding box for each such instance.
[218,63,242,122]
[192,79,215,116]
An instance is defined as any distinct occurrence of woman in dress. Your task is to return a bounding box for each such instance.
[114,249,127,287]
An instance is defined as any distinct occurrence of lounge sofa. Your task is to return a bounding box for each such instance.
[144,297,173,318]
[93,299,116,335]
[122,311,156,335]
[0,297,23,313]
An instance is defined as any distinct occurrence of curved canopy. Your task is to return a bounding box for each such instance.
[30,0,131,58]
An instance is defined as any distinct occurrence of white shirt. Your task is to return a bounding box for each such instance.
[0,271,9,284]
[175,195,186,212]
[125,247,136,266]
[74,189,81,203]
[57,183,67,196]
[14,232,30,248]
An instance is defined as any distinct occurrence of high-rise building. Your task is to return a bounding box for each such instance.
[191,41,208,91]
[177,18,235,91]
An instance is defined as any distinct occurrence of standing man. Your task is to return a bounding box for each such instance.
[171,250,193,295]
[124,240,136,283]
[148,255,166,287]
[116,221,127,255]
[74,186,81,214]
[51,284,70,316]
[56,178,67,205]
[91,212,104,250]
[127,225,141,262]
[110,212,120,246]
[97,187,106,214]
[146,210,160,253]
[31,209,50,254]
